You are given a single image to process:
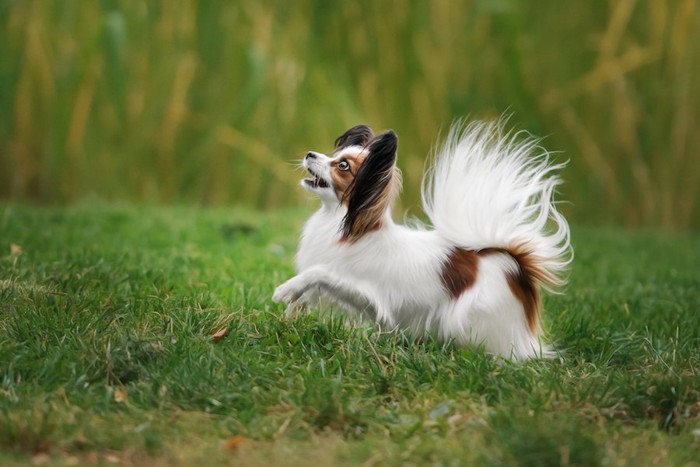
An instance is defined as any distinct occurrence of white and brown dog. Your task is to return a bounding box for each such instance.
[273,121,571,360]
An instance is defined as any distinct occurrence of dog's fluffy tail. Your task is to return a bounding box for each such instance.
[422,120,571,291]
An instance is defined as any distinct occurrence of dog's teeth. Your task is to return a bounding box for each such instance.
[303,172,328,189]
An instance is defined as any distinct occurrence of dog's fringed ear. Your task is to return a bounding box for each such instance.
[334,125,374,149]
[341,130,400,242]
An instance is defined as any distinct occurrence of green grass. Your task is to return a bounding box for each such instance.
[1,203,699,466]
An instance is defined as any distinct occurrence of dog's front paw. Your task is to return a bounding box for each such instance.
[273,279,300,304]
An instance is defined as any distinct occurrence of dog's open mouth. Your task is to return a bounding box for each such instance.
[304,169,329,188]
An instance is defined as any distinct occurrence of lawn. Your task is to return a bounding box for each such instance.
[1,203,699,466]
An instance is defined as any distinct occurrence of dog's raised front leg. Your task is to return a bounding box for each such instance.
[273,266,376,319]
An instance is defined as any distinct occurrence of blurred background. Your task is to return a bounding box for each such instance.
[1,0,698,230]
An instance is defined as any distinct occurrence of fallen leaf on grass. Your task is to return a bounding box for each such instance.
[103,452,121,464]
[113,386,128,403]
[225,435,248,451]
[447,413,470,432]
[31,453,50,465]
[212,327,229,342]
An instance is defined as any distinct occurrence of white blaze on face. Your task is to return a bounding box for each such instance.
[301,146,368,205]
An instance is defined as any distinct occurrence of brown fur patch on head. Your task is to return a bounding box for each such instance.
[340,130,400,243]
[340,167,401,241]
[441,248,479,298]
[330,152,367,201]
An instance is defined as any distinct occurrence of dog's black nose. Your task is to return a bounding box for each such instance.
[306,152,317,159]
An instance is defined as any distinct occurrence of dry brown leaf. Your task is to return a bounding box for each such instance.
[212,327,229,342]
[113,386,128,403]
[62,455,80,466]
[103,452,121,464]
[225,435,248,451]
[31,453,50,465]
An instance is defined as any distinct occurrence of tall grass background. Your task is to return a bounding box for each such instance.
[1,0,698,229]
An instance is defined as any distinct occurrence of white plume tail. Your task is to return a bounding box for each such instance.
[422,120,572,290]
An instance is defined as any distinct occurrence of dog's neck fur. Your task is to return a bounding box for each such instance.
[316,202,396,241]
[297,203,397,271]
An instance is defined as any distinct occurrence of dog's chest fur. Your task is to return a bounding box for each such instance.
[295,207,451,311]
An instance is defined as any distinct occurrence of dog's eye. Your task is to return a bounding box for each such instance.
[337,160,350,171]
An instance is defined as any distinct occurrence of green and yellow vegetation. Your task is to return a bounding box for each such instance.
[2,1,699,228]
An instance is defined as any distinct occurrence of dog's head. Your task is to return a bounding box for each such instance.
[301,125,401,241]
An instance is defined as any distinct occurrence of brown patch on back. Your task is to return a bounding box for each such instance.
[506,267,540,332]
[441,248,479,298]
[507,244,563,289]
[443,246,543,333]
[503,245,545,332]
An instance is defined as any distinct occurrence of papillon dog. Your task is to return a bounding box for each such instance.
[273,120,571,360]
